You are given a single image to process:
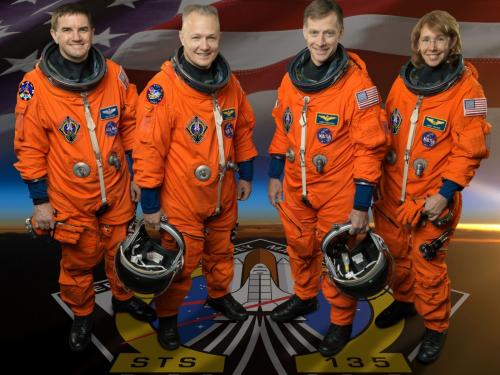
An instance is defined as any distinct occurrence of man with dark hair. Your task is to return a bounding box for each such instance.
[14,3,155,352]
[268,0,388,356]
[133,4,258,350]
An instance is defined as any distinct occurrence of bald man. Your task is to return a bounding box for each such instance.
[133,4,258,350]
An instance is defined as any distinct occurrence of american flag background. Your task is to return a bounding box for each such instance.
[0,0,499,229]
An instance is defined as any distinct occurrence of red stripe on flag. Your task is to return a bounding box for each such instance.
[126,54,500,108]
[149,0,500,32]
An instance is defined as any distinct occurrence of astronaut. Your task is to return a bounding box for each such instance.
[373,10,491,363]
[267,0,388,356]
[133,4,258,350]
[14,3,155,352]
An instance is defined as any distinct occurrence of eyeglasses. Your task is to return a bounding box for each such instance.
[419,36,449,47]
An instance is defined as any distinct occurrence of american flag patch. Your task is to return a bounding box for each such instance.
[463,98,487,117]
[355,86,379,110]
[118,67,129,90]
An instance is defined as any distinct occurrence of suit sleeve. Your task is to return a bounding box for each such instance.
[13,76,50,181]
[348,78,388,184]
[442,81,491,187]
[133,80,172,189]
[268,78,289,155]
[117,66,138,151]
[233,79,258,163]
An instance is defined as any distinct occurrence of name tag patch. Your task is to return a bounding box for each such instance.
[100,105,119,120]
[222,108,236,121]
[315,113,339,126]
[423,116,447,132]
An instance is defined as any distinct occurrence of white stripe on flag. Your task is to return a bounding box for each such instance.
[464,98,487,116]
[112,15,500,71]
[356,86,379,110]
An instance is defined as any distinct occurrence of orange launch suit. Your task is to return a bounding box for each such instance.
[269,53,388,325]
[133,61,258,317]
[14,61,137,316]
[374,62,491,332]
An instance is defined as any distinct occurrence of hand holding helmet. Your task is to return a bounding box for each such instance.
[115,218,185,296]
[321,223,392,300]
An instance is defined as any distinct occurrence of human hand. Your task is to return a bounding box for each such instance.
[423,193,448,221]
[268,178,283,206]
[143,211,162,231]
[237,179,252,201]
[130,181,141,203]
[33,202,55,230]
[349,209,369,234]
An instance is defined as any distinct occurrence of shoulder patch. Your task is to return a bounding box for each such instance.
[463,98,487,117]
[59,116,81,144]
[423,116,447,132]
[390,108,402,134]
[146,84,164,104]
[118,67,129,89]
[355,86,379,110]
[315,112,339,126]
[19,81,35,101]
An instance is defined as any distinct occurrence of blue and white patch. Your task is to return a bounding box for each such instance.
[315,112,339,126]
[100,105,119,120]
[317,128,333,144]
[146,83,164,104]
[421,131,437,148]
[224,122,234,138]
[283,107,293,133]
[390,108,402,134]
[19,81,34,101]
[59,116,81,144]
[186,116,208,144]
[222,108,236,121]
[105,121,118,136]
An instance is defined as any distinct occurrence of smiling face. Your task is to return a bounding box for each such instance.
[179,12,220,69]
[303,12,343,66]
[418,24,456,67]
[50,13,94,63]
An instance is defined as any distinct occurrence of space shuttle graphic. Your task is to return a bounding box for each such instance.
[230,244,295,312]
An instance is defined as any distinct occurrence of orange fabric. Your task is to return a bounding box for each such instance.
[395,197,426,227]
[382,62,491,198]
[269,53,387,325]
[134,61,257,223]
[134,61,258,316]
[59,222,132,316]
[14,62,137,224]
[155,224,235,316]
[376,61,490,331]
[278,186,359,325]
[14,61,138,316]
[373,196,461,331]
